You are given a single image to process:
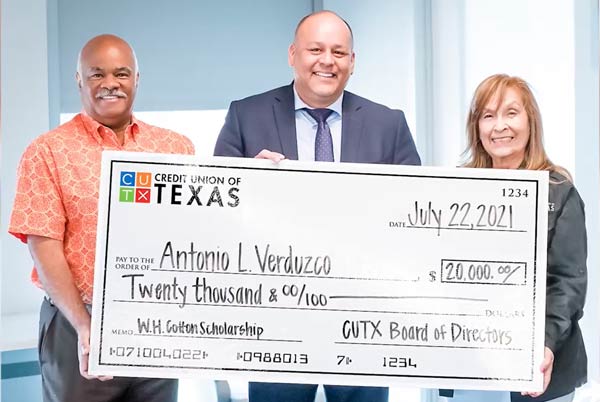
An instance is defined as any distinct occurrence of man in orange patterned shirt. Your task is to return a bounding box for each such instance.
[9,34,194,402]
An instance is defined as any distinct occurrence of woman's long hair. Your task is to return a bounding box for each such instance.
[463,74,571,181]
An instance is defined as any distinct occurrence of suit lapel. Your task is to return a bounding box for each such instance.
[341,92,364,163]
[273,85,299,160]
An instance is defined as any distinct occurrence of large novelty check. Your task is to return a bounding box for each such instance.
[90,151,548,391]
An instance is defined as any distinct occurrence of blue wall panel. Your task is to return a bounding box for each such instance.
[1,349,41,402]
[56,0,312,112]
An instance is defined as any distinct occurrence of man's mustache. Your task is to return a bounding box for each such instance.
[96,89,127,99]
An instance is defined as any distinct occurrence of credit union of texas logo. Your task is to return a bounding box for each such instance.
[116,169,241,207]
[119,171,152,203]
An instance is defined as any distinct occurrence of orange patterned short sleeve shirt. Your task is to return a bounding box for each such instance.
[9,113,195,304]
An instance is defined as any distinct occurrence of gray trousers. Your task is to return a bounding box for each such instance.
[39,298,178,402]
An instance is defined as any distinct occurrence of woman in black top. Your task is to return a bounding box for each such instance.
[441,74,587,402]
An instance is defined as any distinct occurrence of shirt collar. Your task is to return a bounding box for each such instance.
[293,87,343,116]
[79,110,140,144]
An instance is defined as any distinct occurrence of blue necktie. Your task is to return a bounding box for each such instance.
[304,108,334,162]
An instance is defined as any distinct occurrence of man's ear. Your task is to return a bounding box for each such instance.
[288,43,296,67]
[75,72,82,89]
[135,72,140,88]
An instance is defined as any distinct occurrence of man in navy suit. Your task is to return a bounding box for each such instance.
[214,10,421,402]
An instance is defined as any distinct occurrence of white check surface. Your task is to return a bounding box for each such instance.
[90,151,548,391]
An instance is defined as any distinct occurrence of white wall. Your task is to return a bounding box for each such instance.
[431,0,576,170]
[1,0,49,320]
[465,0,576,173]
[430,0,467,167]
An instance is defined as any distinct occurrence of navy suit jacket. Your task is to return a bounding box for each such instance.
[214,84,421,165]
